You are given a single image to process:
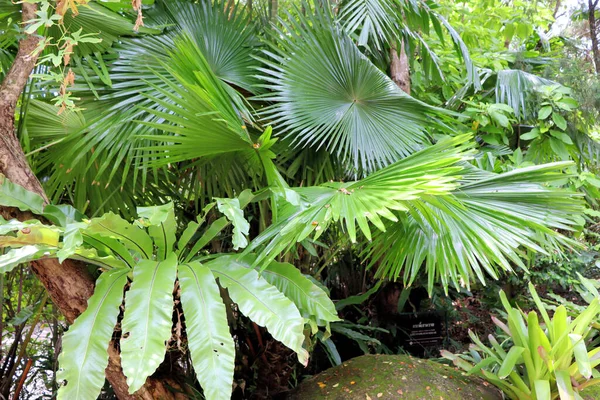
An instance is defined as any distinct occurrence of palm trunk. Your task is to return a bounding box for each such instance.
[390,41,411,94]
[269,0,278,22]
[589,0,600,74]
[0,4,185,399]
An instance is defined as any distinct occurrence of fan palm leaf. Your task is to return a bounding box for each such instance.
[257,8,451,173]
[26,0,261,212]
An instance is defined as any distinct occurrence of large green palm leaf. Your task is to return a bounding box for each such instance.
[257,8,449,173]
[26,0,261,212]
[367,163,585,292]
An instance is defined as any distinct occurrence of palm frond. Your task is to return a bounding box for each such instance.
[495,69,557,121]
[26,0,260,211]
[246,135,474,265]
[337,0,399,49]
[367,163,585,292]
[257,7,449,173]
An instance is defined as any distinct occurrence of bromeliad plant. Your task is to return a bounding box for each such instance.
[0,177,339,400]
[442,283,600,400]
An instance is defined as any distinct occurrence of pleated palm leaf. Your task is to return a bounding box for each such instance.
[336,0,480,88]
[257,7,452,173]
[26,0,261,213]
[246,136,585,293]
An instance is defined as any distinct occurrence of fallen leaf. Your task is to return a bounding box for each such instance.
[350,381,356,385]
[377,393,383,398]
[397,389,403,395]
[317,382,326,389]
[333,383,339,388]
[366,395,372,400]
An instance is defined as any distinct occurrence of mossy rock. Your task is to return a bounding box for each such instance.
[286,354,502,400]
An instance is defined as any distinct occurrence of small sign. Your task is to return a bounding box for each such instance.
[396,311,445,355]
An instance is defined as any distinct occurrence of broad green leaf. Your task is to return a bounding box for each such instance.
[137,203,177,260]
[215,198,249,250]
[85,213,153,259]
[177,220,200,256]
[520,130,540,141]
[555,369,576,400]
[551,137,571,160]
[260,259,340,325]
[121,253,178,393]
[0,225,59,248]
[534,380,551,400]
[569,333,592,379]
[207,255,309,365]
[178,261,235,400]
[57,268,129,400]
[184,217,229,262]
[82,232,136,268]
[72,247,129,270]
[489,110,509,128]
[0,219,48,235]
[43,204,85,227]
[0,245,57,273]
[498,346,525,379]
[335,281,383,311]
[57,222,87,263]
[0,175,45,214]
[538,106,552,120]
[552,113,567,130]
[550,130,573,145]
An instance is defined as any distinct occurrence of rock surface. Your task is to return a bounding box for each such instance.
[286,354,503,400]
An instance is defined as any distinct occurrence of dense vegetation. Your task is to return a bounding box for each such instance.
[0,0,599,399]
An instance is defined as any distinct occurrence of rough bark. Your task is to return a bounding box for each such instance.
[390,41,411,94]
[589,0,600,74]
[0,4,184,399]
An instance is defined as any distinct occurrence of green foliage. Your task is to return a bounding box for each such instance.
[0,187,337,399]
[57,268,129,400]
[178,261,236,399]
[258,7,444,172]
[442,283,600,400]
[0,174,44,214]
[120,254,178,393]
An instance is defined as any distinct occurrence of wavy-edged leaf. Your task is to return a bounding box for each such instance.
[0,174,44,214]
[0,245,57,273]
[0,225,59,248]
[120,253,178,393]
[178,261,235,400]
[260,258,340,327]
[216,198,249,251]
[137,203,177,260]
[206,255,308,365]
[85,212,153,259]
[57,222,87,262]
[57,268,129,400]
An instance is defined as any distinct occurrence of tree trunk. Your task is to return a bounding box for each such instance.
[269,0,278,22]
[390,41,411,94]
[0,4,185,399]
[589,0,600,74]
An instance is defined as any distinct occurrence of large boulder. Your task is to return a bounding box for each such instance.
[286,354,502,400]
